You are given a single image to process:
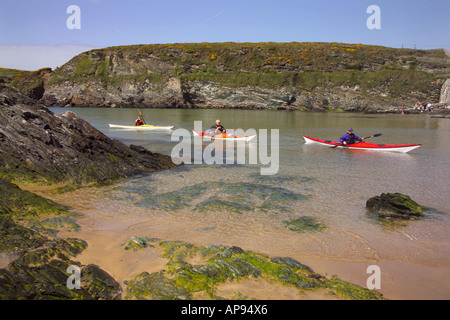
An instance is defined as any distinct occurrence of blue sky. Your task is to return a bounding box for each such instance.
[1,0,449,70]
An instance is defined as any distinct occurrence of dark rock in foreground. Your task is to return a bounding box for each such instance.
[366,193,424,219]
[0,84,178,185]
[0,179,122,299]
[0,238,122,299]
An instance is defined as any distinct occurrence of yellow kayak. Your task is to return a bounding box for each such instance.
[109,124,174,130]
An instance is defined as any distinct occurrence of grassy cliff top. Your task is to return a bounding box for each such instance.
[61,42,450,75]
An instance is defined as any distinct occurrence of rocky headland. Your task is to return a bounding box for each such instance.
[0,84,176,185]
[1,42,449,113]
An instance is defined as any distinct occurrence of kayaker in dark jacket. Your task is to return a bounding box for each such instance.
[210,120,226,134]
[339,127,364,145]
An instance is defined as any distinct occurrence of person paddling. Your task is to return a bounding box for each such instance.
[339,127,364,145]
[135,116,144,126]
[210,120,226,134]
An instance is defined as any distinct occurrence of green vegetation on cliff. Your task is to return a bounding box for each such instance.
[52,42,448,95]
[2,42,449,110]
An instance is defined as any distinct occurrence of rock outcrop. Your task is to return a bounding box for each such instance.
[124,239,385,300]
[0,84,178,184]
[440,78,450,104]
[0,85,179,299]
[0,179,122,299]
[366,193,424,219]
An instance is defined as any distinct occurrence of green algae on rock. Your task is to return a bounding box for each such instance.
[0,179,70,217]
[0,237,122,299]
[122,236,157,251]
[125,239,384,300]
[0,179,123,299]
[283,216,327,233]
[194,196,253,215]
[0,179,80,238]
[366,193,425,219]
[134,181,308,215]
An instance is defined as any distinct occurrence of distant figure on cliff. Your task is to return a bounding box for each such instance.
[339,127,364,145]
[210,120,226,135]
[135,116,144,126]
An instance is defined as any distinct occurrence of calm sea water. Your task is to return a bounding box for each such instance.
[50,107,450,299]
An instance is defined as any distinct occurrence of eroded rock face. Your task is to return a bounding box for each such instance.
[37,43,449,111]
[0,85,177,184]
[366,193,424,219]
[440,78,450,104]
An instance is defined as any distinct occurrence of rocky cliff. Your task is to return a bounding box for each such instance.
[0,84,177,185]
[440,78,450,104]
[3,42,450,112]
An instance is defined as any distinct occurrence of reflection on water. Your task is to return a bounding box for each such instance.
[48,107,450,299]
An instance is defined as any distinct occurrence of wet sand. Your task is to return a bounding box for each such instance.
[57,215,341,300]
[43,182,449,300]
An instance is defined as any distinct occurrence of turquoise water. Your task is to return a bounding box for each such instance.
[50,107,450,299]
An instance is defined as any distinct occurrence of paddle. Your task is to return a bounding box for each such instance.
[138,109,146,125]
[331,133,382,148]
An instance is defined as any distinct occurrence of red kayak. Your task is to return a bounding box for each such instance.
[303,136,421,153]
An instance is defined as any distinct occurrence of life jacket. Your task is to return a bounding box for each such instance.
[212,124,225,134]
[346,133,356,144]
[135,119,144,126]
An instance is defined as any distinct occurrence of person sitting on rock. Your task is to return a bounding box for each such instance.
[339,127,364,145]
[210,120,226,135]
[135,116,144,126]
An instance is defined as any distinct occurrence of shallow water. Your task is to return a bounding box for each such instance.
[48,107,450,299]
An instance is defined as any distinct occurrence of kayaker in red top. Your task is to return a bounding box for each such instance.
[339,127,365,145]
[135,116,144,126]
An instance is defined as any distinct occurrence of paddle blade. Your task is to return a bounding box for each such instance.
[138,109,146,124]
[364,133,382,139]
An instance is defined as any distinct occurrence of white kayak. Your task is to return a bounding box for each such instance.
[109,124,174,130]
[192,130,256,141]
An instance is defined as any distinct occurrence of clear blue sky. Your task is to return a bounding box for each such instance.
[1,0,449,70]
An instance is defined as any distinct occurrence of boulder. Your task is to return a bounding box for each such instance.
[366,193,424,219]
